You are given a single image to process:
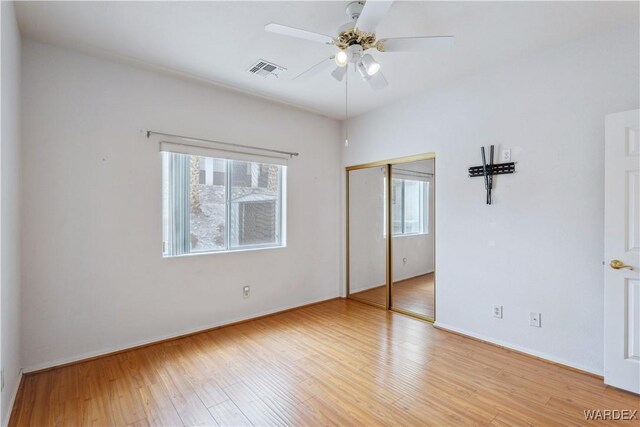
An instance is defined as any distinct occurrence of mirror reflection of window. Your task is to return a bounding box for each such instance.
[384,177,430,236]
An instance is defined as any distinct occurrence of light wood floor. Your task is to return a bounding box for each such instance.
[351,273,435,318]
[9,299,638,426]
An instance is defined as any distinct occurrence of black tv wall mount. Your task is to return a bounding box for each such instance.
[468,145,515,205]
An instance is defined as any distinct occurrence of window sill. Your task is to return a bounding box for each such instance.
[163,244,286,258]
[387,232,430,238]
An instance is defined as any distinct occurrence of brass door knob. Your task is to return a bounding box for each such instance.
[610,259,633,270]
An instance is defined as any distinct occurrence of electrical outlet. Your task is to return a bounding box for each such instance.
[493,305,503,319]
[403,257,408,265]
[530,312,541,327]
[500,149,511,162]
[243,286,250,298]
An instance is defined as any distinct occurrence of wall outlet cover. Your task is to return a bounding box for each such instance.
[493,305,503,319]
[500,149,512,162]
[243,286,250,298]
[530,312,541,327]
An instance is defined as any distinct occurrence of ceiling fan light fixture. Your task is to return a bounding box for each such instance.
[331,65,348,82]
[361,54,380,76]
[356,60,370,80]
[356,58,379,81]
[335,50,352,67]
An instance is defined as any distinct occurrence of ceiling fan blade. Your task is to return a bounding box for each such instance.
[377,36,454,52]
[367,71,388,90]
[355,1,394,33]
[265,23,334,45]
[331,66,347,82]
[294,57,335,81]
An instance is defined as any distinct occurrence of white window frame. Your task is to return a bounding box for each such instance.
[162,152,287,257]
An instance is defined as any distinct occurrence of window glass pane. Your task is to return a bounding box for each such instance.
[404,180,422,234]
[163,153,285,256]
[391,179,403,235]
[189,156,227,252]
[230,160,281,247]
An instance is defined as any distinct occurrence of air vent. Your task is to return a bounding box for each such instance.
[248,59,286,79]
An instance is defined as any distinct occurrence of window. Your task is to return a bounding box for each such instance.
[162,152,285,256]
[387,178,429,236]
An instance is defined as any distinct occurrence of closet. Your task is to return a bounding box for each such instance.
[347,154,436,321]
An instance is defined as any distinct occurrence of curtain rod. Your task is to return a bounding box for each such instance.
[146,130,299,158]
[159,140,288,163]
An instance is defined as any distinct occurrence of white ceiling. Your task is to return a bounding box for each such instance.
[15,1,638,119]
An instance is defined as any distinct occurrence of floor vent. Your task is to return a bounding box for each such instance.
[248,60,286,78]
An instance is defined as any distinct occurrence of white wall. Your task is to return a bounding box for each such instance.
[20,40,342,371]
[344,27,639,375]
[0,1,22,424]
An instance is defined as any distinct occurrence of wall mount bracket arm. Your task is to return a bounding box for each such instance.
[468,162,515,177]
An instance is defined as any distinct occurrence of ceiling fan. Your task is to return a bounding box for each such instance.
[264,1,454,90]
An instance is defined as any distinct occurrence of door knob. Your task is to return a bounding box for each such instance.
[610,259,633,270]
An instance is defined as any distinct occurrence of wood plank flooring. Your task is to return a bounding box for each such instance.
[392,273,435,318]
[9,299,639,426]
[351,274,435,318]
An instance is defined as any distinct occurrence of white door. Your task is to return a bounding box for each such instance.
[604,109,640,393]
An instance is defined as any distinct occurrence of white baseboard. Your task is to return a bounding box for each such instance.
[395,269,435,283]
[24,294,338,373]
[2,368,23,427]
[434,321,603,377]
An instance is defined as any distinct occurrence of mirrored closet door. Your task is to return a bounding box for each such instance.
[347,165,387,308]
[346,154,436,321]
[390,159,435,320]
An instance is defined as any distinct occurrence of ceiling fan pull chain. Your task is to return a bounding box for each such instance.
[345,64,349,147]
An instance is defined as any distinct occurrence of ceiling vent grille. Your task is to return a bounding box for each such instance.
[248,60,286,79]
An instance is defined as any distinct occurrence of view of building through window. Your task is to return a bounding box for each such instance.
[163,153,284,256]
[390,178,428,236]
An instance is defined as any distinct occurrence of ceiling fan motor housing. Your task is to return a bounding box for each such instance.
[335,2,378,51]
[335,28,377,51]
[345,2,364,21]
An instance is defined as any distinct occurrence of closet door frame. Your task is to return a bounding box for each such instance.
[346,152,436,322]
